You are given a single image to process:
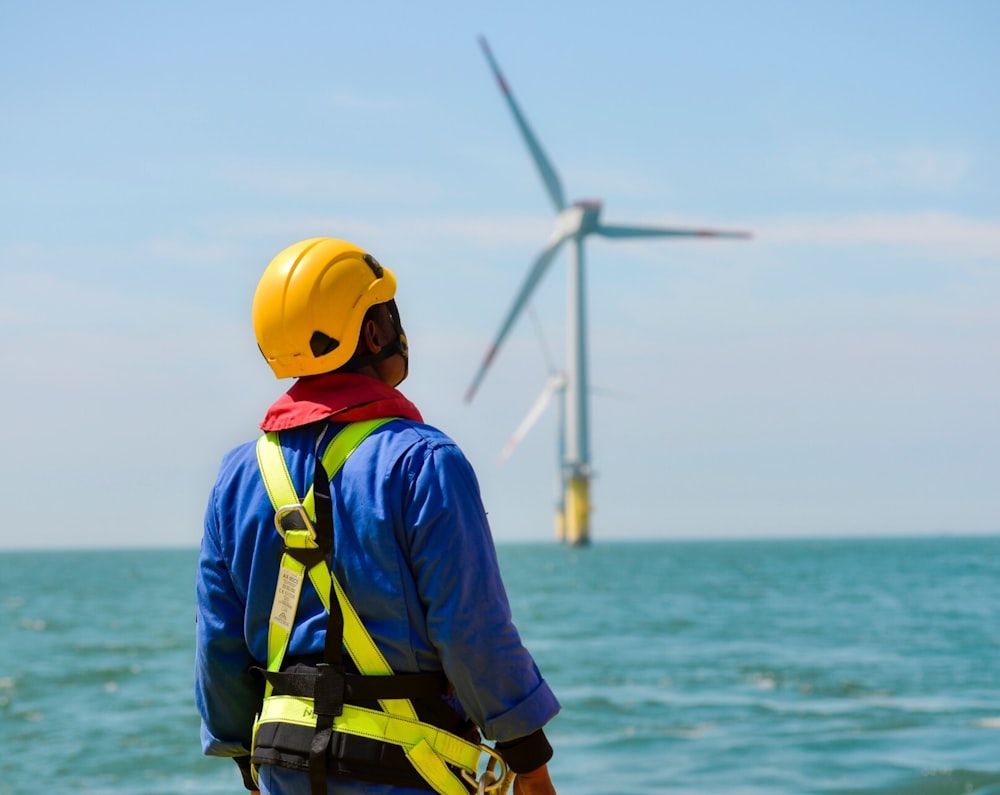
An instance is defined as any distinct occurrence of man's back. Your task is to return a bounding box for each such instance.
[197,409,557,791]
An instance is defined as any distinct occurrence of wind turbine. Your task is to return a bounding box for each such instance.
[465,37,751,546]
[496,307,570,540]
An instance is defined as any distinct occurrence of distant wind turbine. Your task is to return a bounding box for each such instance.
[465,36,751,546]
[498,369,569,540]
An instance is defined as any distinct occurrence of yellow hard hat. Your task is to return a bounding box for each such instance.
[252,237,398,379]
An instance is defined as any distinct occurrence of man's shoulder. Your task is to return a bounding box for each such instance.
[386,418,458,453]
[384,420,482,496]
[214,436,263,484]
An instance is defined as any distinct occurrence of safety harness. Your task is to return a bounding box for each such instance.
[251,418,512,795]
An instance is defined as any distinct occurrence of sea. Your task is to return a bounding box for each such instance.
[1,537,998,795]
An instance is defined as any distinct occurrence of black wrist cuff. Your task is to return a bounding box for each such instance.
[494,728,553,774]
[234,755,256,790]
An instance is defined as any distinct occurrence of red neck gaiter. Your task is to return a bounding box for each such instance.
[260,372,423,432]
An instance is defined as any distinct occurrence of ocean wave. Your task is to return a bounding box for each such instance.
[833,769,1000,795]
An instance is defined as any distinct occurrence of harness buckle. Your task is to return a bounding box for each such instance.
[274,504,316,541]
[461,745,515,795]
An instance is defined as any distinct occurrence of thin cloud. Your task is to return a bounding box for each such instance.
[560,165,667,201]
[219,164,446,203]
[894,148,972,191]
[142,238,249,266]
[757,211,1000,259]
[792,146,973,193]
[394,214,551,245]
[191,211,550,249]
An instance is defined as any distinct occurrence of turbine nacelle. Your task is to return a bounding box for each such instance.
[574,198,603,229]
[554,200,603,239]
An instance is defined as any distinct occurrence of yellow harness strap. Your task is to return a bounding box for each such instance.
[255,418,399,698]
[253,419,487,795]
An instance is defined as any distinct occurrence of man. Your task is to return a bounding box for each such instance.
[195,237,559,795]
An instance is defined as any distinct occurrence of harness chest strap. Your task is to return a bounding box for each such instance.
[253,419,495,795]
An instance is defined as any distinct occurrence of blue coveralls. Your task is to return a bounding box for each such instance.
[195,396,560,794]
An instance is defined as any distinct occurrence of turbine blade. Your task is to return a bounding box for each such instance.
[498,372,567,464]
[465,234,568,403]
[478,36,566,212]
[528,303,558,375]
[596,223,752,240]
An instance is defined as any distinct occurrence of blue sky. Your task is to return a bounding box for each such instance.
[1,1,997,548]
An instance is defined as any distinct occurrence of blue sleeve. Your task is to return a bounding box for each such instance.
[194,481,263,757]
[404,442,560,742]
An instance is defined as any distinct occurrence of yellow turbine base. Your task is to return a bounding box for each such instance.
[564,475,590,546]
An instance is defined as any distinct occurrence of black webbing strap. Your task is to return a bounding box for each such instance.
[252,667,447,701]
[283,546,327,567]
[309,452,340,795]
[233,756,256,791]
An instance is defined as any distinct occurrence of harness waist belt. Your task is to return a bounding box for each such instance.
[253,666,449,704]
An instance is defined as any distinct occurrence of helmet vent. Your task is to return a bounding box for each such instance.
[363,253,384,277]
[309,331,340,358]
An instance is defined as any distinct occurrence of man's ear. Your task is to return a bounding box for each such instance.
[360,315,384,355]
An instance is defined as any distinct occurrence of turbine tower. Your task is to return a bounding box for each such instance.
[465,37,750,546]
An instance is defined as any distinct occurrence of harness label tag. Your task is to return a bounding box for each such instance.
[270,566,303,633]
